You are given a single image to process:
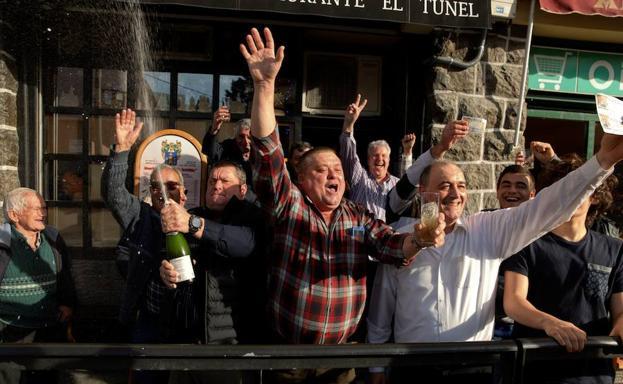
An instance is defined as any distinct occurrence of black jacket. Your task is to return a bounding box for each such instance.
[102,149,166,325]
[171,196,268,345]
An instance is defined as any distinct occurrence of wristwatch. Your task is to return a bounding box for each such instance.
[188,215,202,234]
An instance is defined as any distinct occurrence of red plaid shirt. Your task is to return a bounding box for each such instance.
[253,131,408,344]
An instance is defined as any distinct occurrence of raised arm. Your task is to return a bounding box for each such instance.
[387,121,468,219]
[342,94,367,134]
[240,27,284,139]
[101,109,144,230]
[398,133,416,177]
[201,105,231,161]
[479,133,623,259]
[339,94,368,186]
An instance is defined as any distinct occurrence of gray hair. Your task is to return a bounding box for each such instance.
[150,164,184,186]
[3,187,40,222]
[234,119,251,136]
[367,140,391,157]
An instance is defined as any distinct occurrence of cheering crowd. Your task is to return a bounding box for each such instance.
[2,27,623,384]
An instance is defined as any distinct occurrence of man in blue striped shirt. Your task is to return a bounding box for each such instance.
[339,94,397,222]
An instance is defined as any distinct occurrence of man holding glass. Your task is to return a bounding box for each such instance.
[368,119,623,383]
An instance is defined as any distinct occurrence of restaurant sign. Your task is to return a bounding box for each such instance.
[528,46,623,97]
[139,0,490,28]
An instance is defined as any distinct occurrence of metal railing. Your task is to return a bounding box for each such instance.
[0,337,621,384]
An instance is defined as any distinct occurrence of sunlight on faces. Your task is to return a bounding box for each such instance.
[298,150,346,212]
[10,192,47,234]
[205,165,247,211]
[496,173,535,209]
[150,168,186,213]
[421,163,467,228]
[236,127,252,161]
[367,145,390,182]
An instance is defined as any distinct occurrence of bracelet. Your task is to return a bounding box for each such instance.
[411,236,430,249]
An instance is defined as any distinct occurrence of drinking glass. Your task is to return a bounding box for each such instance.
[419,192,440,245]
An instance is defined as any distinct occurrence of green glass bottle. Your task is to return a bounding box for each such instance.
[166,232,195,283]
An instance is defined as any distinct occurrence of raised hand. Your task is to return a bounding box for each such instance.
[342,94,368,133]
[402,133,416,155]
[414,212,446,248]
[240,27,285,86]
[531,141,556,164]
[211,105,231,135]
[431,120,469,158]
[114,108,144,152]
[596,133,623,169]
[543,317,587,352]
[403,213,446,264]
[514,149,526,166]
[441,120,469,150]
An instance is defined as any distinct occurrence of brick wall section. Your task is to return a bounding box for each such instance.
[0,49,20,223]
[427,25,527,211]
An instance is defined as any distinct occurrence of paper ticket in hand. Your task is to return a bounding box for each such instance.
[462,116,487,134]
[596,93,623,135]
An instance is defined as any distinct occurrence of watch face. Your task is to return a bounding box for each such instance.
[190,215,201,231]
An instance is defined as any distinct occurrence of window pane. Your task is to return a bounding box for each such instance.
[44,159,85,201]
[140,117,169,136]
[55,67,83,108]
[137,71,170,111]
[48,207,83,247]
[275,78,297,115]
[89,116,115,156]
[219,75,252,115]
[175,119,209,144]
[91,208,122,247]
[178,73,213,112]
[45,114,82,154]
[89,161,106,201]
[92,69,127,109]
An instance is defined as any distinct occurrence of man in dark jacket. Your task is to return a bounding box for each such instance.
[0,187,76,384]
[102,108,188,384]
[160,160,266,384]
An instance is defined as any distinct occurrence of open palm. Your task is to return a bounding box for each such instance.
[114,108,144,152]
[240,27,284,84]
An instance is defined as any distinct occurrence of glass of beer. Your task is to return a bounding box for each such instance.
[419,192,440,245]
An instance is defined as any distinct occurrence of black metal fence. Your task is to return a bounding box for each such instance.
[0,337,621,384]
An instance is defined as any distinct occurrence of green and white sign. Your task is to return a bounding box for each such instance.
[528,46,623,97]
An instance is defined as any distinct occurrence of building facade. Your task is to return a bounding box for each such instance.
[1,0,622,334]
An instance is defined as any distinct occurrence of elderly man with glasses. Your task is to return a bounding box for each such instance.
[102,109,190,384]
[0,187,76,384]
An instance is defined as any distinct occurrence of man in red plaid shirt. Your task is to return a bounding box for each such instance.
[240,27,433,363]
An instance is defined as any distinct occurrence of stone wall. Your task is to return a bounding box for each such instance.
[0,26,21,223]
[426,25,527,212]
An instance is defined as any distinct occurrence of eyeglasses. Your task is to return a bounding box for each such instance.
[150,181,188,195]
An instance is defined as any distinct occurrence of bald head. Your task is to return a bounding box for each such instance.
[419,161,467,232]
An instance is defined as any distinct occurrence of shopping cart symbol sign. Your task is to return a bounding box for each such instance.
[534,52,573,91]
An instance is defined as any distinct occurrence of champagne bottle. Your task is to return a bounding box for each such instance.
[166,232,195,284]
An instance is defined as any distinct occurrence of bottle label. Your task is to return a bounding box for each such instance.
[170,255,195,283]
